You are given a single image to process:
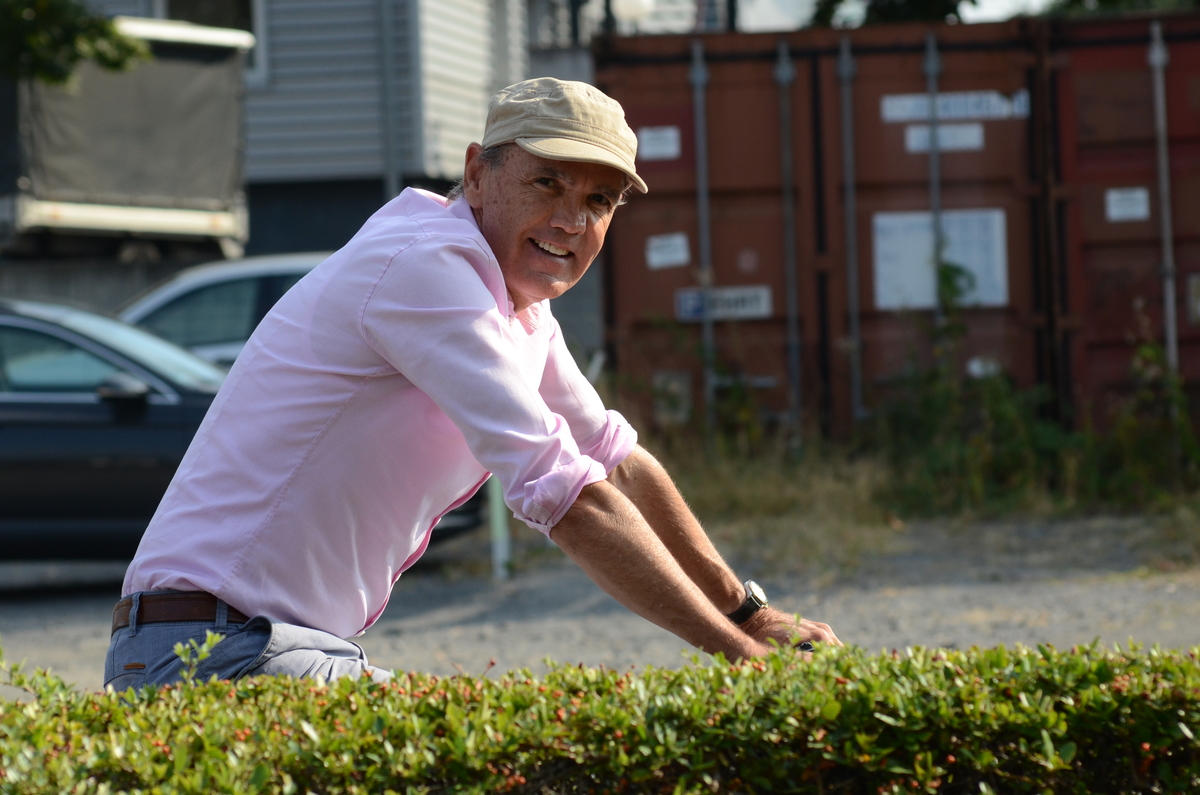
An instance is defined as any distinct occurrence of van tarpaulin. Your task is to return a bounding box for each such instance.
[19,42,242,212]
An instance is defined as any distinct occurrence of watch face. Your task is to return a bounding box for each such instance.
[747,580,767,606]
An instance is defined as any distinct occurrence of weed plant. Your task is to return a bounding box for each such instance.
[871,292,1200,517]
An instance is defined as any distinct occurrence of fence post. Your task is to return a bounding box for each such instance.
[488,476,510,581]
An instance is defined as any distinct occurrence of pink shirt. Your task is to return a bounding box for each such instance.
[124,189,636,639]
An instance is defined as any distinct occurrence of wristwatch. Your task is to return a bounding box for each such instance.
[726,580,768,625]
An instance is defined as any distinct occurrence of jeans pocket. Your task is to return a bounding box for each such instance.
[193,622,272,682]
[104,670,146,693]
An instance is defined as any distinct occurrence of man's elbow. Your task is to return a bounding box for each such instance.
[549,480,624,545]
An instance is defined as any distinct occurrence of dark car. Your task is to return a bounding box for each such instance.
[0,300,226,559]
[0,300,483,560]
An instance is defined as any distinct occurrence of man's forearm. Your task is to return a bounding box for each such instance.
[549,479,768,661]
[607,446,746,615]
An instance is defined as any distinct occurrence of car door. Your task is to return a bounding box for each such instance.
[0,319,189,557]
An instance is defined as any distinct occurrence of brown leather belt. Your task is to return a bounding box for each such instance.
[112,592,250,634]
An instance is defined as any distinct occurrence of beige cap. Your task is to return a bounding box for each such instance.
[481,77,648,194]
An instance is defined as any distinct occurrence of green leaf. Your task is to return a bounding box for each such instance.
[249,762,271,789]
[1058,741,1077,764]
[300,720,320,742]
[821,699,842,721]
[1041,728,1055,762]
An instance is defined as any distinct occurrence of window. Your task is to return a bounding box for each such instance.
[0,328,119,393]
[154,0,268,87]
[137,277,261,349]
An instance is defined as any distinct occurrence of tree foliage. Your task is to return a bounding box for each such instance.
[0,0,148,86]
[810,0,976,28]
[1045,0,1196,16]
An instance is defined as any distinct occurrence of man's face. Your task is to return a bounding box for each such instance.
[463,143,626,313]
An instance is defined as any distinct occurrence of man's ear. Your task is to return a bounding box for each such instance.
[461,142,486,207]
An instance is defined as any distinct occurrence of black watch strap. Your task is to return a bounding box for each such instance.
[726,580,768,625]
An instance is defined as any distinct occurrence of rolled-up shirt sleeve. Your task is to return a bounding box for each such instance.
[359,234,609,535]
[539,315,637,474]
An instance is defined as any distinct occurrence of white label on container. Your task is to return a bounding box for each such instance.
[675,285,773,321]
[881,89,1030,123]
[637,126,682,161]
[904,123,985,152]
[873,208,1008,310]
[1105,187,1151,222]
[645,232,690,269]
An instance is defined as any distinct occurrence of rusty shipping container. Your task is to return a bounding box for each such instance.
[1051,14,1200,423]
[593,12,1200,437]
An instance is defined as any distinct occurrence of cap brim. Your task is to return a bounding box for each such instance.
[516,138,648,194]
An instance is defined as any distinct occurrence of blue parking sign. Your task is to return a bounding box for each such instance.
[675,288,706,321]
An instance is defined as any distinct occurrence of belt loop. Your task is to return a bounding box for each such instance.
[215,600,229,630]
[127,592,142,637]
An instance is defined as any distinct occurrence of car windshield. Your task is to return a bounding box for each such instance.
[15,302,227,393]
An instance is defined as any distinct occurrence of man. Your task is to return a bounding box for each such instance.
[104,78,839,690]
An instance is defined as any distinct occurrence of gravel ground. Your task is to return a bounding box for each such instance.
[0,515,1196,694]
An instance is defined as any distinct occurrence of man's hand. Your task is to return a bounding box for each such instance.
[738,606,842,651]
[553,445,842,663]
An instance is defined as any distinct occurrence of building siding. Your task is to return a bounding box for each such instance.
[90,0,149,17]
[244,0,386,181]
[417,0,491,180]
[492,0,528,94]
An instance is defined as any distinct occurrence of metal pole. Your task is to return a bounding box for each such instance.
[488,476,510,581]
[378,0,400,200]
[726,0,738,31]
[691,39,717,438]
[775,40,802,445]
[1149,21,1179,376]
[838,38,866,423]
[924,31,944,325]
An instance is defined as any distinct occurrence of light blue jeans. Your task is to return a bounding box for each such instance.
[104,591,392,691]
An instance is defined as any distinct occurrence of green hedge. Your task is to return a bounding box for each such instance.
[2,643,1198,794]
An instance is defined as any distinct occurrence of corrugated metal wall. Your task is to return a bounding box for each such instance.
[416,0,492,180]
[247,0,388,182]
[89,0,146,17]
[492,0,529,93]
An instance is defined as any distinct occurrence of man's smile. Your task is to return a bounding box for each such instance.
[533,238,571,257]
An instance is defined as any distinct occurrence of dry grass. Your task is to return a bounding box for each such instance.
[422,443,1200,586]
[421,448,901,584]
[1148,500,1200,570]
[655,446,901,584]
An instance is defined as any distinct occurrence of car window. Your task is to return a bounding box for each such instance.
[138,277,260,348]
[54,312,227,394]
[277,272,306,294]
[0,327,120,393]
